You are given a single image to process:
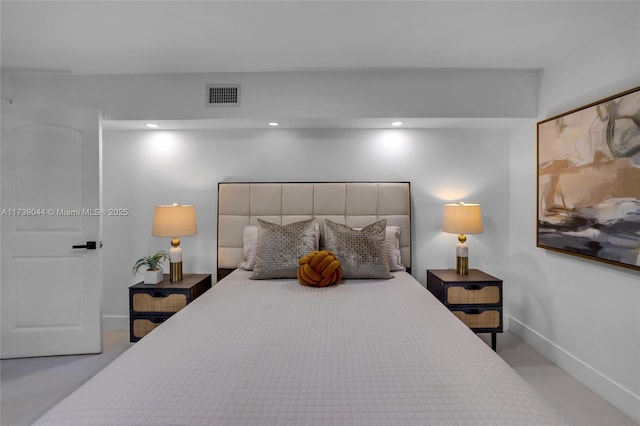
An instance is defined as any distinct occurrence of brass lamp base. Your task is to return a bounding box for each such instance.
[170,261,183,282]
[456,256,469,275]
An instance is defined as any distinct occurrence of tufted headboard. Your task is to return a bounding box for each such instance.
[217,182,411,280]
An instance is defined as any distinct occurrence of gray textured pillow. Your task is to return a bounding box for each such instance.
[324,219,393,279]
[251,218,318,279]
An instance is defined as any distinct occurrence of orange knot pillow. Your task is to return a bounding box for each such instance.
[297,250,343,287]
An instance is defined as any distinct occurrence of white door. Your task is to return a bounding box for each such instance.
[1,105,103,359]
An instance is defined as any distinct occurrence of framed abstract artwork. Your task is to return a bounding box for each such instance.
[537,86,640,271]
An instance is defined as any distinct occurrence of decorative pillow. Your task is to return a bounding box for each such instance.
[251,218,319,279]
[385,226,406,272]
[297,250,343,287]
[239,222,320,271]
[324,219,393,279]
[351,225,405,272]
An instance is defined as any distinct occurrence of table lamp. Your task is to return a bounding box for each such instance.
[442,202,483,275]
[152,204,197,281]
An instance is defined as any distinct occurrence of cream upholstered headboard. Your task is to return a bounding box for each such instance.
[217,182,411,280]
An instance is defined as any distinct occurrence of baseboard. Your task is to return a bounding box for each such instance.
[102,315,128,332]
[509,315,640,424]
[502,308,509,331]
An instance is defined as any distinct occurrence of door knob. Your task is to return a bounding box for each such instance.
[72,241,97,250]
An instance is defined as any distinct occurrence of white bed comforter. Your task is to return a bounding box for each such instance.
[34,271,567,425]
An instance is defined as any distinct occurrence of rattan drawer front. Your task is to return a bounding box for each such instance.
[132,318,166,339]
[452,309,500,329]
[132,293,187,313]
[447,285,500,304]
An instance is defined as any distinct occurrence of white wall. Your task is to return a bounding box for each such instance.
[507,12,640,422]
[103,127,510,329]
[3,69,539,120]
[1,67,520,341]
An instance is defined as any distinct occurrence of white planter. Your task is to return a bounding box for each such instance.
[143,268,164,284]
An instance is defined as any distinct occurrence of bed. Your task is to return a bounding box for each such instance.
[34,182,567,426]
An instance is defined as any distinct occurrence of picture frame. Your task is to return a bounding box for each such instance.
[537,86,640,271]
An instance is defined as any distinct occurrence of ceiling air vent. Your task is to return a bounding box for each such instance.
[207,85,240,107]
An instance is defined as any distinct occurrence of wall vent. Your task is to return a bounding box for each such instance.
[207,85,240,106]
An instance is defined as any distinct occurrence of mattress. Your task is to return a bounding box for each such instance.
[34,271,567,425]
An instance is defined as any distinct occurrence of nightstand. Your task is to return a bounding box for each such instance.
[426,269,503,351]
[129,273,212,342]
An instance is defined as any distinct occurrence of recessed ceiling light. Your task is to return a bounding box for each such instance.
[268,122,280,127]
[391,121,403,127]
[146,123,159,128]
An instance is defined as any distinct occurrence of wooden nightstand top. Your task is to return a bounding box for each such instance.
[427,269,501,283]
[129,273,212,290]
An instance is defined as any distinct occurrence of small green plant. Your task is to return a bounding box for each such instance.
[132,251,169,274]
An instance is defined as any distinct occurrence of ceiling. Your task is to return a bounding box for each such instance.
[1,1,637,130]
[2,1,637,75]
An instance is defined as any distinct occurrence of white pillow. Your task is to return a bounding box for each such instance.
[238,225,258,270]
[385,226,406,272]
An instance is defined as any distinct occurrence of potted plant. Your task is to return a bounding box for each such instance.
[133,251,169,284]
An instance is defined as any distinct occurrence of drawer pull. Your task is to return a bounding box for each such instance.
[467,284,481,290]
[467,308,480,315]
[152,292,168,298]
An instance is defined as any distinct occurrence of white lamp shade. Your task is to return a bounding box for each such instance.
[152,204,197,237]
[442,203,483,234]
